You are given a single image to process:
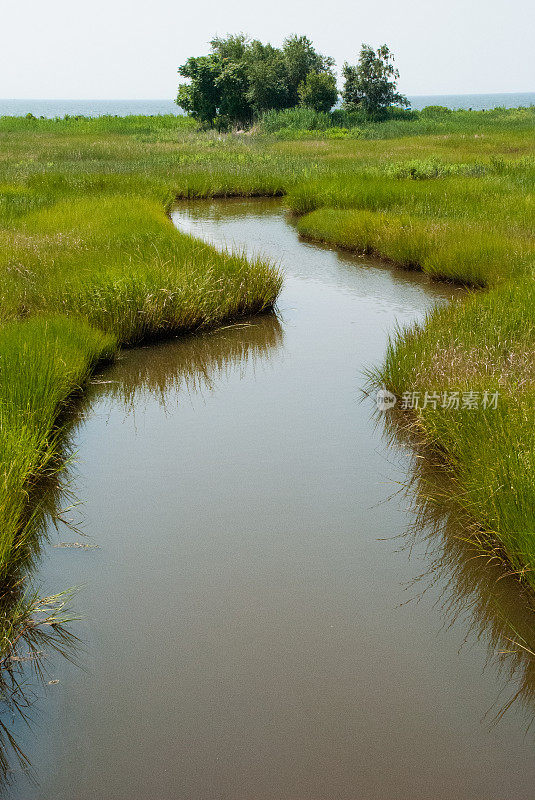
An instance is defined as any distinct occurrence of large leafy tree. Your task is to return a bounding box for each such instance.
[210,35,254,127]
[216,61,253,127]
[342,44,408,119]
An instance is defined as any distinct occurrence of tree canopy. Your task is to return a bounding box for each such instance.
[176,37,408,127]
[176,34,337,127]
[342,44,408,119]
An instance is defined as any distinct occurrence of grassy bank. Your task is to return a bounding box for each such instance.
[260,104,535,140]
[296,206,534,286]
[377,281,535,582]
[0,107,534,626]
[0,199,281,580]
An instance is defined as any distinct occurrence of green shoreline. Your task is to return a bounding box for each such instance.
[0,108,534,659]
[295,211,535,584]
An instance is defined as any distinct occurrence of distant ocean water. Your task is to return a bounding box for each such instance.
[0,99,184,118]
[0,93,534,118]
[407,92,535,110]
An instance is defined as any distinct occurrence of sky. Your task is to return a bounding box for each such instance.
[1,0,534,99]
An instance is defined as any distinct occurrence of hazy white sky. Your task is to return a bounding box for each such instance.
[1,0,534,99]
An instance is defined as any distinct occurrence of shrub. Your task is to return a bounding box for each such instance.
[420,105,453,117]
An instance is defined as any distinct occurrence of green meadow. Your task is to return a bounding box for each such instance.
[0,105,534,655]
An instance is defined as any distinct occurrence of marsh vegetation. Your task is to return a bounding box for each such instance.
[0,103,533,679]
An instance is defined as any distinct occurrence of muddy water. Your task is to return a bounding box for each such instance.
[8,200,535,799]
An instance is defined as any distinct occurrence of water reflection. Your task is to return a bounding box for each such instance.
[0,312,283,788]
[89,312,283,410]
[380,407,535,725]
[0,585,79,790]
[0,409,88,790]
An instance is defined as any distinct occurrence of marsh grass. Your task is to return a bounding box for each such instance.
[378,405,535,721]
[261,104,535,140]
[0,109,534,633]
[372,279,535,589]
[1,196,282,340]
[297,207,535,286]
[0,317,116,584]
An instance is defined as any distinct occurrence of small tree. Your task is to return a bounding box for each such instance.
[298,71,338,113]
[342,44,408,119]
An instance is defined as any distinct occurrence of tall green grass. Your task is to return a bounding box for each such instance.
[297,207,534,286]
[0,316,116,583]
[0,109,534,639]
[374,280,535,588]
[286,173,534,230]
[1,196,282,341]
[0,113,196,135]
[260,104,535,140]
